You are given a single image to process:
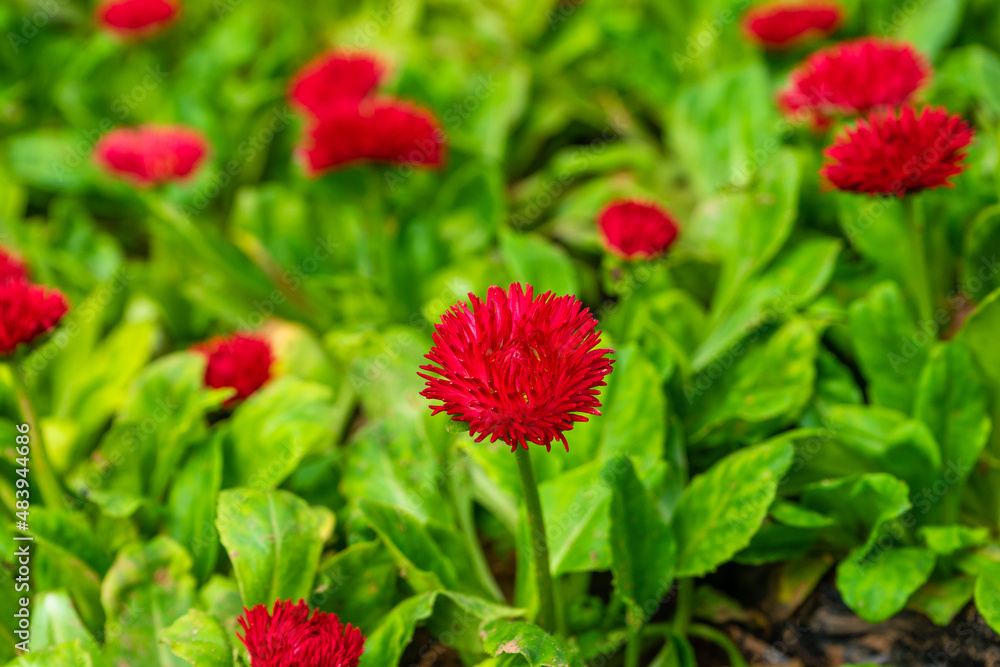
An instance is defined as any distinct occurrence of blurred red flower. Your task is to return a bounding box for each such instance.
[301,99,444,174]
[779,38,930,127]
[419,283,614,452]
[94,125,208,187]
[742,1,843,49]
[0,281,69,357]
[289,51,386,116]
[238,600,365,667]
[96,0,179,37]
[597,199,680,261]
[193,333,273,404]
[821,106,973,197]
[0,248,28,284]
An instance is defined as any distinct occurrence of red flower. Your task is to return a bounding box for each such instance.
[238,599,365,667]
[597,199,680,261]
[193,333,273,404]
[301,100,444,174]
[742,1,843,49]
[0,281,69,357]
[290,51,386,116]
[779,38,929,127]
[0,248,28,284]
[96,0,179,37]
[821,106,973,197]
[419,283,614,452]
[94,125,208,187]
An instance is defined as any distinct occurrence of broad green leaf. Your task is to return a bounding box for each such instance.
[316,540,400,631]
[359,500,458,593]
[836,546,936,623]
[5,640,106,667]
[974,572,1000,634]
[359,593,438,667]
[907,577,975,625]
[891,0,964,60]
[541,460,612,575]
[160,609,233,667]
[918,525,990,554]
[481,620,579,667]
[958,287,1000,391]
[605,457,676,629]
[217,488,334,608]
[226,378,336,488]
[799,474,912,552]
[101,537,196,667]
[168,434,224,584]
[962,205,1000,300]
[30,508,111,576]
[499,232,578,296]
[32,592,97,652]
[673,440,794,577]
[849,282,928,414]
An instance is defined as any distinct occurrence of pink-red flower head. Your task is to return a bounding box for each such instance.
[742,1,843,49]
[1,248,28,284]
[238,599,365,667]
[419,283,615,452]
[94,125,209,187]
[193,333,273,404]
[821,106,973,197]
[289,51,386,116]
[96,0,179,38]
[301,99,444,174]
[0,281,69,357]
[779,38,930,127]
[597,199,680,261]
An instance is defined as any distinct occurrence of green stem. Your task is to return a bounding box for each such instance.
[446,458,505,603]
[625,630,642,667]
[514,446,558,633]
[688,624,750,667]
[673,578,694,635]
[903,196,934,325]
[9,363,67,511]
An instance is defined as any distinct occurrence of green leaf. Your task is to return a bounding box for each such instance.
[160,609,234,667]
[673,439,794,577]
[907,577,975,625]
[316,540,400,631]
[499,232,578,296]
[918,525,990,554]
[836,546,936,623]
[974,572,1000,634]
[799,474,912,552]
[891,0,964,60]
[481,620,579,667]
[541,460,613,576]
[32,591,98,652]
[216,488,334,608]
[962,205,1000,300]
[168,433,224,584]
[605,457,676,629]
[4,640,107,667]
[359,593,438,667]
[226,377,336,488]
[849,281,928,414]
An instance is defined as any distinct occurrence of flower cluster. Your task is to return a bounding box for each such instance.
[419,283,614,452]
[94,125,209,187]
[193,333,273,404]
[238,599,366,667]
[741,1,843,49]
[0,247,69,357]
[290,50,445,174]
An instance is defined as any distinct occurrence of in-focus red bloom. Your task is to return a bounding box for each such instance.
[238,599,365,667]
[96,0,179,37]
[289,51,386,116]
[742,1,843,49]
[301,100,444,174]
[779,38,930,127]
[597,199,680,261]
[0,281,69,357]
[419,283,615,452]
[821,106,974,197]
[0,248,28,284]
[94,125,208,187]
[193,333,273,404]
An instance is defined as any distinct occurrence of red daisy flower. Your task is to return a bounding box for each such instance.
[821,106,973,197]
[94,125,209,187]
[741,1,843,49]
[419,283,615,452]
[193,333,273,404]
[301,99,445,174]
[289,51,386,116]
[238,599,366,667]
[96,0,179,37]
[597,199,680,261]
[0,247,28,284]
[0,281,69,357]
[779,38,930,127]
